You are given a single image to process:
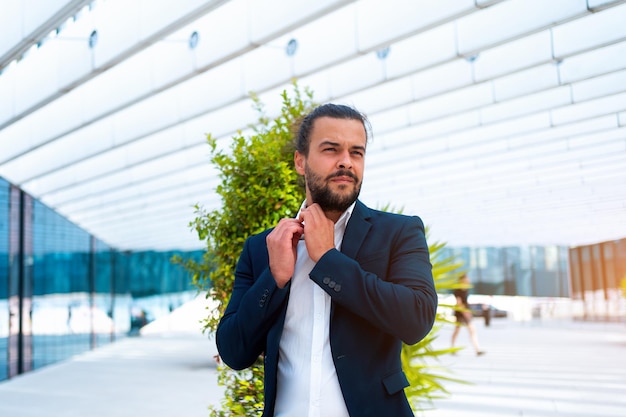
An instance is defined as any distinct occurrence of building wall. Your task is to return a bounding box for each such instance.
[0,177,203,382]
[569,238,626,320]
[0,178,9,381]
[443,245,570,297]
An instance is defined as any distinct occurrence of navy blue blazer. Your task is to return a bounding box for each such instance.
[216,200,437,417]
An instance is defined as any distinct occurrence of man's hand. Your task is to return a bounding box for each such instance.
[266,218,304,288]
[299,203,335,262]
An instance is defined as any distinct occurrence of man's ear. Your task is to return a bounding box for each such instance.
[294,151,305,175]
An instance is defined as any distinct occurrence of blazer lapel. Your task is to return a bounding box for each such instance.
[341,200,371,260]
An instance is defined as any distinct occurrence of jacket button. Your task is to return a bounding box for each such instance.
[328,281,336,289]
[334,284,341,292]
[323,277,331,285]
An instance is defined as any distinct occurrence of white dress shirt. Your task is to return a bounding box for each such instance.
[274,201,356,417]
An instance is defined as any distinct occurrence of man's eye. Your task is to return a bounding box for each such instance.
[323,148,336,152]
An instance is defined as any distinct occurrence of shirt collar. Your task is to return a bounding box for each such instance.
[335,201,356,231]
[297,200,357,230]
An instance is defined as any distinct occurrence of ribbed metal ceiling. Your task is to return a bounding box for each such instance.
[1,0,625,250]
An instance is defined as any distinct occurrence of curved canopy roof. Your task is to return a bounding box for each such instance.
[1,0,625,251]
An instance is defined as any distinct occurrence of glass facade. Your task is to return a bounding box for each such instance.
[31,199,92,370]
[0,177,9,381]
[0,176,203,382]
[443,245,570,297]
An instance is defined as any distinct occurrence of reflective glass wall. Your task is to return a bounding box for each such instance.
[115,250,203,336]
[32,199,93,370]
[442,245,570,297]
[0,176,203,382]
[0,178,9,381]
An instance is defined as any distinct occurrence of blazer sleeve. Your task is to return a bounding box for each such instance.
[215,234,289,370]
[309,214,437,345]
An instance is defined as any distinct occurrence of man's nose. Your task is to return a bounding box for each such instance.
[337,150,352,169]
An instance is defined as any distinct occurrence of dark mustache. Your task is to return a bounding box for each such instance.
[326,170,358,181]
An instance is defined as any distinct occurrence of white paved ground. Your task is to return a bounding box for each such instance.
[424,318,626,417]
[1,300,624,417]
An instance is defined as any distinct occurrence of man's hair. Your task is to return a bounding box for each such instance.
[295,103,371,156]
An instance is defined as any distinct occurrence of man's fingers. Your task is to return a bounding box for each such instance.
[270,219,303,239]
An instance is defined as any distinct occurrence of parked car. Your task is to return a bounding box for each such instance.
[468,303,508,319]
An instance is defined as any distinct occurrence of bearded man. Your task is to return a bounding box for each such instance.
[216,103,437,417]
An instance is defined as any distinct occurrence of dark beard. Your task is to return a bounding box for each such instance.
[305,166,361,213]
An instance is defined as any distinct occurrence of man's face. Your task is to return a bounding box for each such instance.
[295,116,366,213]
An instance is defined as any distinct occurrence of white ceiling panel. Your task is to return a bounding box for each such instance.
[492,64,560,101]
[408,83,494,123]
[411,59,474,98]
[479,86,571,124]
[0,0,92,70]
[0,1,24,59]
[456,0,588,54]
[551,91,626,125]
[552,2,626,57]
[355,0,475,50]
[473,30,553,81]
[384,23,458,79]
[1,0,626,251]
[571,69,626,101]
[558,40,626,84]
[341,77,413,115]
[247,0,353,43]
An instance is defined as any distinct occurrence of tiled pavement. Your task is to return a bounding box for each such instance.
[424,318,626,417]
[1,301,624,417]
